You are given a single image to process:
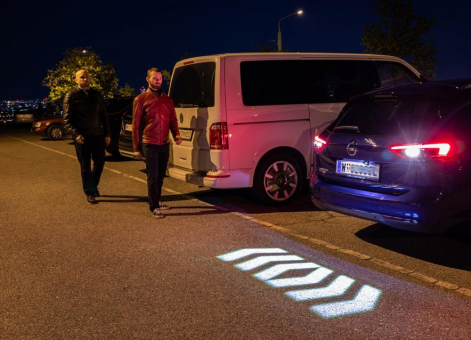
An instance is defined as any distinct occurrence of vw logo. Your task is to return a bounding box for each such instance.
[179,113,184,124]
[346,140,358,156]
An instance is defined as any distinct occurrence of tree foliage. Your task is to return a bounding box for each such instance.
[361,0,438,79]
[43,47,119,100]
[118,83,136,97]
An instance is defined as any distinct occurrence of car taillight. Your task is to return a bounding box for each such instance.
[313,135,327,153]
[210,122,229,149]
[390,143,451,159]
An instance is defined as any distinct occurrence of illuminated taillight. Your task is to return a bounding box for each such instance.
[313,135,327,153]
[210,122,229,149]
[390,143,451,159]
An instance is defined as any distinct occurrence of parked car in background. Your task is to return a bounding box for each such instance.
[13,108,36,125]
[159,52,422,206]
[32,96,134,156]
[105,96,134,156]
[118,109,137,159]
[32,114,66,140]
[310,78,471,233]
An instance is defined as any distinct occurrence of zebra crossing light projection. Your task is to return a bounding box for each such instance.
[217,248,382,319]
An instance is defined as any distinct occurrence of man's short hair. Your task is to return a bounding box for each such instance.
[147,68,161,78]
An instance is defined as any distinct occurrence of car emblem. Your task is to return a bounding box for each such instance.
[346,140,357,156]
[179,113,184,124]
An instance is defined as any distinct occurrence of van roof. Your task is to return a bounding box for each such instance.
[197,52,405,59]
[175,52,420,76]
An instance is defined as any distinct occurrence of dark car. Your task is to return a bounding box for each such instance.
[13,108,36,125]
[32,96,134,156]
[310,78,471,233]
[118,108,138,159]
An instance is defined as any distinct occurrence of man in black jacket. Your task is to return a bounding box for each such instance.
[64,70,111,204]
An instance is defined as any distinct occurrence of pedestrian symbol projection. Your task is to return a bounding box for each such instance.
[217,248,382,319]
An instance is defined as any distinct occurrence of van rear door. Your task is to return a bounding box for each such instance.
[302,58,380,135]
[168,57,224,172]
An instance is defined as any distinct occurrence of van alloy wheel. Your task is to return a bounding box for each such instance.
[263,161,298,201]
[252,154,303,205]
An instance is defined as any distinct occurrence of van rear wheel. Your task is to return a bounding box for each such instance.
[252,154,303,206]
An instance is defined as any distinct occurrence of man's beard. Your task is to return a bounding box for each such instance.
[149,83,161,91]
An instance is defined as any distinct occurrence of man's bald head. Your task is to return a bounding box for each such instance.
[75,70,91,90]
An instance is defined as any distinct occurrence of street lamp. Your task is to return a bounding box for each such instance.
[277,10,303,52]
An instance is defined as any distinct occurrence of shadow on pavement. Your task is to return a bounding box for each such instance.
[356,223,471,270]
[97,195,148,203]
[185,183,319,214]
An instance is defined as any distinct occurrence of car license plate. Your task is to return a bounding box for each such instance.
[336,160,380,181]
[179,129,193,141]
[125,124,132,132]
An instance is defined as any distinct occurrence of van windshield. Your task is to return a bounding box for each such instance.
[169,62,215,108]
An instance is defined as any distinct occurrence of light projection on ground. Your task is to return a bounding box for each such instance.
[217,248,382,319]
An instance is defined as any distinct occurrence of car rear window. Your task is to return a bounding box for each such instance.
[333,94,445,136]
[170,62,215,108]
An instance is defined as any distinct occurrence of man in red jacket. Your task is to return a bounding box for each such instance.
[132,68,182,218]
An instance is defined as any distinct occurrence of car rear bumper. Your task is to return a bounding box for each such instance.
[310,177,448,233]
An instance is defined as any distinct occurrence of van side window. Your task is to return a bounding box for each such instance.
[240,60,305,106]
[376,61,419,88]
[170,62,215,108]
[303,60,379,104]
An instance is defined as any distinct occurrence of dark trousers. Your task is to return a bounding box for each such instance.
[74,135,106,196]
[142,143,170,211]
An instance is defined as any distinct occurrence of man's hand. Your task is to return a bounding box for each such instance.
[175,135,182,145]
[105,137,111,146]
[133,151,144,160]
[76,135,85,144]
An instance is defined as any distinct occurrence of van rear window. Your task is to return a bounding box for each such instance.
[170,62,215,108]
[241,60,305,106]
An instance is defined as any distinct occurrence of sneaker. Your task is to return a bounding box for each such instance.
[151,208,165,219]
[87,195,97,204]
[159,201,170,210]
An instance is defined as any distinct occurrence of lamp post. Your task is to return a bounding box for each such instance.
[277,10,303,52]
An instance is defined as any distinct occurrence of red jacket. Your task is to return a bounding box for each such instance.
[132,89,180,152]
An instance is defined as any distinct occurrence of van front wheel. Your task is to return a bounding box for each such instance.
[252,154,302,206]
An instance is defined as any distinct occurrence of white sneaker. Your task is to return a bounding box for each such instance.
[151,208,165,219]
[159,202,170,210]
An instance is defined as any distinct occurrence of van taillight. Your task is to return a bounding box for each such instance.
[390,143,451,159]
[313,135,327,153]
[210,122,229,149]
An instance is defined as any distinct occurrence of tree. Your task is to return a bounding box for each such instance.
[361,0,437,79]
[43,47,119,100]
[118,83,136,97]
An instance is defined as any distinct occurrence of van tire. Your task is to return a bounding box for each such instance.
[252,153,303,206]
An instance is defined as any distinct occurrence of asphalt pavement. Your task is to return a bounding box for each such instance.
[1,125,471,340]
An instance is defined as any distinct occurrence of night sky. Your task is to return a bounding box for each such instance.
[2,0,470,100]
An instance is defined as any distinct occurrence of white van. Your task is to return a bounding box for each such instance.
[167,53,422,205]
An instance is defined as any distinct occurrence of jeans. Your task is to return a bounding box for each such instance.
[74,135,106,196]
[142,143,170,211]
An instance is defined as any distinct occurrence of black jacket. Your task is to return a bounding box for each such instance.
[63,87,111,138]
